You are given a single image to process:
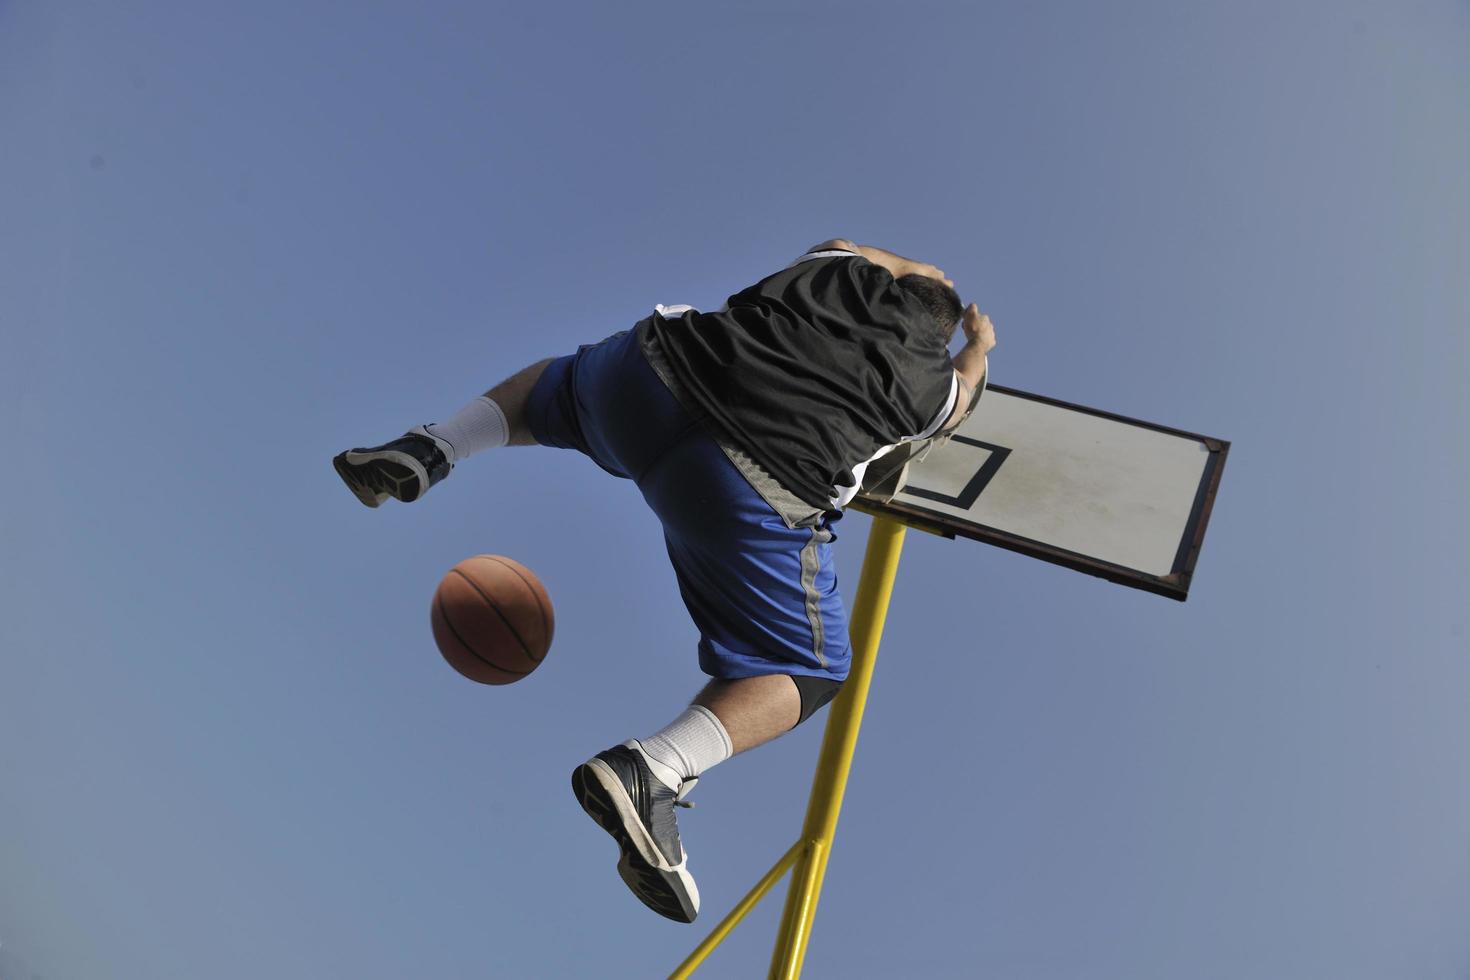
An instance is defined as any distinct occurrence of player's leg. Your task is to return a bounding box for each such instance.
[683,671,846,749]
[331,358,554,508]
[431,358,556,450]
[575,676,801,864]
[634,673,844,789]
[691,674,800,752]
[572,674,845,925]
[570,340,851,922]
[548,328,729,922]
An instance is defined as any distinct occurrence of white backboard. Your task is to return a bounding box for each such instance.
[854,385,1229,600]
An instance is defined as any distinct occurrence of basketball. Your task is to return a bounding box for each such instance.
[431,555,554,684]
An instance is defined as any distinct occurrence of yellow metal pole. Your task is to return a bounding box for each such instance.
[768,516,908,979]
[668,840,805,980]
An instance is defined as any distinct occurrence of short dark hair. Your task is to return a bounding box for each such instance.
[895,274,963,344]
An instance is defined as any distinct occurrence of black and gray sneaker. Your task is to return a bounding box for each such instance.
[571,740,701,923]
[332,426,453,508]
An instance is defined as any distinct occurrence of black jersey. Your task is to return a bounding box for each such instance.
[643,249,957,512]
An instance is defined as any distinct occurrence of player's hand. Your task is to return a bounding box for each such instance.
[961,304,996,354]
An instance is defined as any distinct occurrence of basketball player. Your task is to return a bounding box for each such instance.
[333,241,996,922]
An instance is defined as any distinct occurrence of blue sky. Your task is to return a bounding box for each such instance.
[2,2,1467,978]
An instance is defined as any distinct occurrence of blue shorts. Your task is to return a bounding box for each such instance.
[524,327,851,682]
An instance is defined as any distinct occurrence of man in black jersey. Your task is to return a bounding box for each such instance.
[334,241,995,921]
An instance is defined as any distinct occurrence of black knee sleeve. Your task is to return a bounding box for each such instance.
[790,675,844,728]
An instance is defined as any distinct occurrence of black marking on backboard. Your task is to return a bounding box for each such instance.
[903,436,1011,509]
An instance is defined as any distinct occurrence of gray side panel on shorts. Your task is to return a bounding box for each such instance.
[798,525,834,667]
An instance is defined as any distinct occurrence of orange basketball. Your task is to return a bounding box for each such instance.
[431,555,554,684]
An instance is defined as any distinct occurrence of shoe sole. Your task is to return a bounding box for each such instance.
[332,449,428,507]
[332,452,387,507]
[572,761,699,923]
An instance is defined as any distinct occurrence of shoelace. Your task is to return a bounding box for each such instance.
[673,775,699,809]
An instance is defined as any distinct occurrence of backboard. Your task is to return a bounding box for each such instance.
[852,384,1229,601]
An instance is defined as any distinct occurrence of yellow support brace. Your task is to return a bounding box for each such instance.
[668,841,803,980]
[668,516,909,979]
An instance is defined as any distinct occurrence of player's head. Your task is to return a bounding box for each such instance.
[895,274,963,344]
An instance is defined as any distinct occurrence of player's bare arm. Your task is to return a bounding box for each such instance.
[856,244,954,288]
[944,304,995,430]
[809,239,954,288]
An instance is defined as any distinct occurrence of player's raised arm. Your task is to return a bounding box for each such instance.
[859,244,954,288]
[944,304,994,430]
[806,238,861,254]
[804,239,954,288]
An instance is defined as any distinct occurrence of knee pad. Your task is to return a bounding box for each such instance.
[791,675,845,728]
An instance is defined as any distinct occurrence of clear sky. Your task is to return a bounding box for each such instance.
[2,2,1467,978]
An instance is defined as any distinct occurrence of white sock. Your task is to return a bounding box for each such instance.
[425,396,509,463]
[638,705,734,785]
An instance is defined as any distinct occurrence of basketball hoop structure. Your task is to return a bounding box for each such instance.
[668,381,1229,978]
